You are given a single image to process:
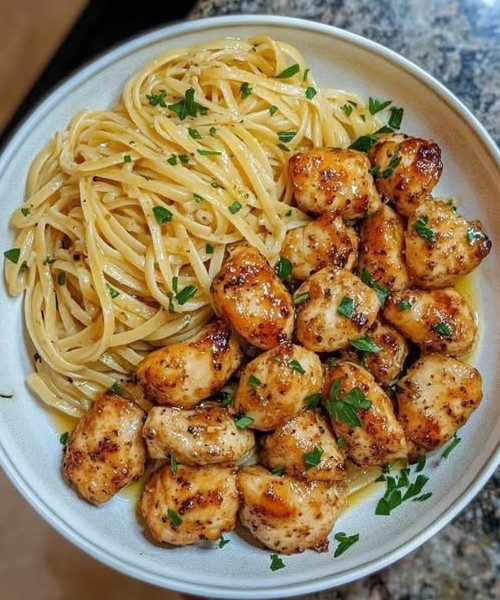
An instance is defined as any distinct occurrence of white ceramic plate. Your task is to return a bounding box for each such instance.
[0,15,499,599]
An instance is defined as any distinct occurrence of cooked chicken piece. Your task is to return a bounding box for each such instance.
[280,210,358,281]
[323,361,407,466]
[140,463,239,546]
[405,198,491,288]
[288,148,381,219]
[258,410,346,482]
[142,403,255,465]
[210,245,294,349]
[396,354,483,450]
[233,342,323,431]
[135,320,242,408]
[337,318,409,386]
[367,133,442,217]
[237,465,347,554]
[294,267,380,353]
[357,204,410,291]
[384,288,477,357]
[62,393,146,505]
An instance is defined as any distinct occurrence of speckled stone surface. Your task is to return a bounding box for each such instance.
[187,1,499,598]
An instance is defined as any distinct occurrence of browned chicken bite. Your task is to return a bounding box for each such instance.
[210,245,294,349]
[62,393,146,505]
[233,342,323,431]
[142,403,255,465]
[367,133,442,217]
[337,318,409,387]
[294,267,380,353]
[288,148,381,219]
[323,361,407,466]
[405,198,491,288]
[396,354,483,450]
[237,465,347,554]
[357,203,410,291]
[384,288,477,357]
[135,320,242,408]
[140,463,239,546]
[280,210,358,281]
[258,410,346,482]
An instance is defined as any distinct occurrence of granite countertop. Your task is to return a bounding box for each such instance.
[190,1,500,599]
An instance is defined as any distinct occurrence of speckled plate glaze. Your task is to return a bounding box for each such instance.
[0,15,499,599]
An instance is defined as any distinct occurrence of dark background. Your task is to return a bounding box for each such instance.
[0,0,198,146]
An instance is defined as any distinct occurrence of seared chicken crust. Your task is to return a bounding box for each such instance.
[143,403,255,465]
[288,148,381,219]
[211,246,294,349]
[140,463,239,546]
[135,320,242,408]
[237,465,347,554]
[397,354,483,450]
[63,393,146,505]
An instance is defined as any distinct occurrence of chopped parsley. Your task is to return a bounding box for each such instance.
[466,226,489,245]
[57,271,66,285]
[193,193,204,204]
[372,153,401,179]
[188,127,202,139]
[209,126,218,137]
[277,143,290,152]
[336,436,346,450]
[369,97,392,115]
[21,206,31,217]
[167,154,178,165]
[59,431,69,446]
[218,390,233,407]
[349,133,379,152]
[277,131,297,143]
[168,88,208,121]
[375,464,431,516]
[293,292,310,306]
[270,554,285,571]
[275,256,293,282]
[305,87,317,99]
[433,321,452,338]
[3,248,20,264]
[337,296,355,319]
[269,105,278,116]
[228,201,242,215]
[388,106,404,129]
[248,374,262,389]
[326,378,372,427]
[349,334,382,355]
[167,508,182,527]
[360,267,389,306]
[234,414,254,429]
[109,381,123,396]
[288,359,306,374]
[153,205,173,224]
[412,215,436,243]
[341,104,354,117]
[146,89,167,107]
[303,68,310,81]
[170,453,178,474]
[271,465,285,476]
[398,300,412,311]
[334,532,360,557]
[240,82,253,98]
[206,243,214,254]
[123,154,132,163]
[275,64,300,79]
[106,283,120,298]
[304,392,322,409]
[304,446,323,470]
[43,256,56,265]
[442,435,461,459]
[197,149,222,156]
[211,182,224,189]
[218,534,230,548]
[176,285,197,305]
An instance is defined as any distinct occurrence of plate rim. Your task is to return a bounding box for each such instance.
[0,14,499,598]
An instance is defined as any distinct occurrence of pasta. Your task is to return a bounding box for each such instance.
[3,36,381,416]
